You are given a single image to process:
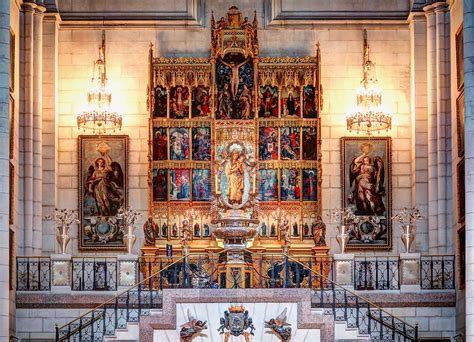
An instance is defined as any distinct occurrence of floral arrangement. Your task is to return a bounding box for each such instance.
[392,207,423,226]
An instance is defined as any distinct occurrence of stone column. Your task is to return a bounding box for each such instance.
[33,2,45,253]
[425,4,439,253]
[463,0,474,338]
[0,0,10,338]
[21,1,36,255]
[409,13,429,252]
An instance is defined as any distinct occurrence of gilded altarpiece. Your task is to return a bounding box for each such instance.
[144,7,324,258]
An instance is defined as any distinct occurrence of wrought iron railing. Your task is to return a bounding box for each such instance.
[354,256,400,290]
[72,257,118,291]
[420,255,455,289]
[16,257,51,291]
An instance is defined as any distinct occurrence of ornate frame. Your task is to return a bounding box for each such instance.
[457,157,465,224]
[457,223,465,289]
[341,137,392,251]
[456,90,464,157]
[78,135,129,250]
[455,23,464,91]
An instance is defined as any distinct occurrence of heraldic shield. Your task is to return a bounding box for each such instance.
[218,305,255,342]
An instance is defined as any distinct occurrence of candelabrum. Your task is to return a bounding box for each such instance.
[392,207,422,253]
[117,207,142,254]
[329,208,356,254]
[44,208,80,255]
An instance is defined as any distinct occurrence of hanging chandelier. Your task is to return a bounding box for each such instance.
[346,30,391,135]
[77,31,122,134]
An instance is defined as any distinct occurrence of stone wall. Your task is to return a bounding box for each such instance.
[54,0,414,256]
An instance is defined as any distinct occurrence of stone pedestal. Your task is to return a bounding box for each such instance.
[400,253,421,292]
[51,254,71,293]
[118,254,139,292]
[333,254,354,290]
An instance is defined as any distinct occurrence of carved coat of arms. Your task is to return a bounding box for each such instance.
[218,305,255,342]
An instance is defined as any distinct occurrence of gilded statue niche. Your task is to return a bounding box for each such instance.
[145,6,325,257]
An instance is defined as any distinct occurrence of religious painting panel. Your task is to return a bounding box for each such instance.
[192,169,212,201]
[258,127,278,161]
[169,169,191,201]
[290,213,300,237]
[153,169,168,202]
[457,91,464,157]
[302,127,317,160]
[456,24,464,91]
[457,158,465,223]
[258,85,279,118]
[152,127,168,161]
[170,86,190,119]
[302,169,317,201]
[280,168,300,201]
[341,137,392,250]
[281,86,301,118]
[216,59,254,119]
[192,86,211,118]
[302,214,316,238]
[79,135,128,250]
[153,86,167,118]
[169,127,190,160]
[192,127,211,161]
[280,127,300,160]
[258,169,278,202]
[303,85,317,118]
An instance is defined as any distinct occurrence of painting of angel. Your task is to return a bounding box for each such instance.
[302,127,317,160]
[79,136,128,250]
[259,85,278,118]
[258,169,278,201]
[280,169,300,201]
[192,127,211,161]
[281,86,301,118]
[192,86,211,118]
[342,137,391,250]
[259,127,278,160]
[192,169,211,201]
[170,86,190,119]
[153,86,167,118]
[303,85,317,118]
[153,169,167,202]
[280,127,300,160]
[169,169,191,201]
[153,127,167,160]
[169,128,190,160]
[302,169,317,201]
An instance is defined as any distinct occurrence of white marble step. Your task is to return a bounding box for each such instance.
[335,321,370,340]
[103,322,139,341]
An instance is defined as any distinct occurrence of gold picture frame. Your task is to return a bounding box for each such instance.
[78,135,129,250]
[341,137,392,251]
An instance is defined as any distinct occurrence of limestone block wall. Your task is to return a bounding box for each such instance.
[54,0,414,256]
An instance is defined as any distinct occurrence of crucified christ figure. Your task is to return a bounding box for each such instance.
[220,59,248,100]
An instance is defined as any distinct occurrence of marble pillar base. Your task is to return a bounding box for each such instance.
[333,254,355,290]
[117,254,139,292]
[51,254,71,293]
[400,253,421,292]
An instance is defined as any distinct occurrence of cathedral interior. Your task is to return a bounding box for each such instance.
[1,0,474,341]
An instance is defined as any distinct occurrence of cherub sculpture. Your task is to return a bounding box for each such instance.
[265,307,292,341]
[179,309,207,342]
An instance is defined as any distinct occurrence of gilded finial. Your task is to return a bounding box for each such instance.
[253,10,258,27]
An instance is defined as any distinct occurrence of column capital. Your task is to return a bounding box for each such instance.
[21,1,37,13]
[433,1,450,13]
[408,12,427,22]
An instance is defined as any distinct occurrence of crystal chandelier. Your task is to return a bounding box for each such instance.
[346,30,391,135]
[77,31,122,134]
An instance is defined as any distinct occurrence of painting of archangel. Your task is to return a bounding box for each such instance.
[342,137,391,249]
[216,59,254,119]
[169,128,190,160]
[170,86,190,119]
[280,169,300,201]
[192,86,211,118]
[302,169,317,201]
[259,85,278,118]
[79,136,127,250]
[169,169,191,201]
[259,127,278,160]
[153,169,168,202]
[302,127,317,160]
[153,127,167,160]
[258,169,278,201]
[153,86,167,118]
[192,169,211,201]
[192,127,211,161]
[303,85,317,118]
[280,127,300,160]
[281,86,301,118]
